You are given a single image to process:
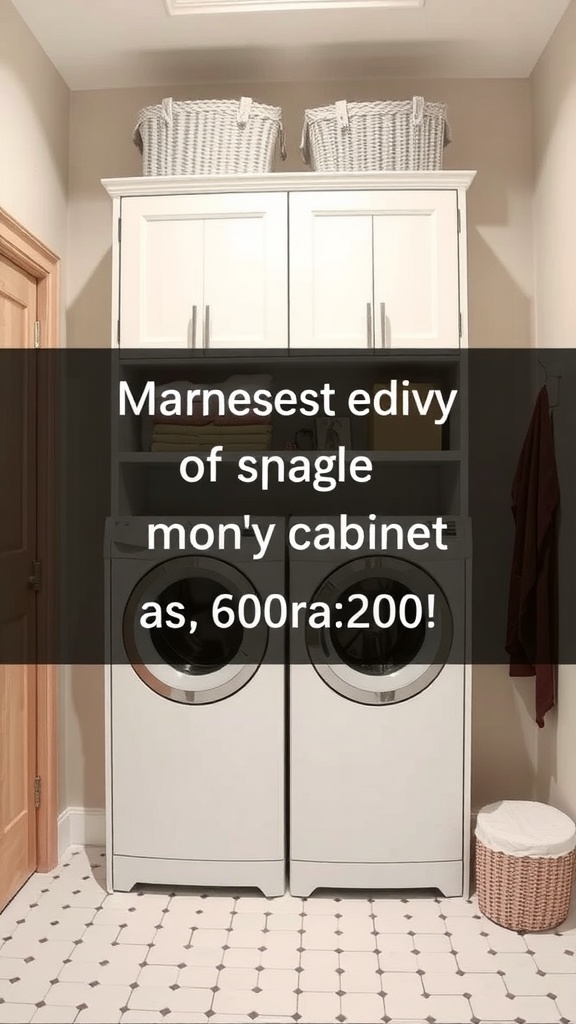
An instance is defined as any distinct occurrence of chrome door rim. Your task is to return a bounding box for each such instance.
[123,556,267,704]
[306,556,453,706]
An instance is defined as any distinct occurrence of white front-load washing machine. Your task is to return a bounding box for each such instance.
[105,516,285,896]
[289,516,472,898]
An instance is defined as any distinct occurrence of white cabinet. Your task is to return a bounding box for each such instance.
[289,190,461,349]
[118,192,288,348]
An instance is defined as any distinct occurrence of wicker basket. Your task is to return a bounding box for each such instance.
[300,96,451,172]
[476,839,575,932]
[134,97,286,176]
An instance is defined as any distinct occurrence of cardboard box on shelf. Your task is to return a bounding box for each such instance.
[370,382,444,451]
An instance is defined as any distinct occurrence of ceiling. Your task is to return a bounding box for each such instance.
[10,0,571,90]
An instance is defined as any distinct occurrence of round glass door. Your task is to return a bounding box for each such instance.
[306,556,453,705]
[123,556,267,704]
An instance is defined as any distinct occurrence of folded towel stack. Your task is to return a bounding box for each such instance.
[146,374,274,452]
[151,423,272,452]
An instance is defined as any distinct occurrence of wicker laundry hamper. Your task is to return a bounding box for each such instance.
[134,97,286,176]
[475,801,576,932]
[300,96,451,172]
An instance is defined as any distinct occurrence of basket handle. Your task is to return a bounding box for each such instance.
[335,100,350,131]
[237,96,253,126]
[278,124,287,161]
[161,97,174,125]
[300,120,311,166]
[411,96,425,126]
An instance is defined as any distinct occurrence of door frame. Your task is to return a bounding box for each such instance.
[0,206,60,871]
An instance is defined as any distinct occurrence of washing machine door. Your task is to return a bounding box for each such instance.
[123,556,267,704]
[306,556,453,705]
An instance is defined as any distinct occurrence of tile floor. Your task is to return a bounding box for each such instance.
[0,848,575,1024]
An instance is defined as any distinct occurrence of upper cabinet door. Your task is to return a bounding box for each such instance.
[119,193,288,349]
[289,192,374,349]
[202,193,288,349]
[289,190,461,350]
[372,191,460,349]
[119,195,204,348]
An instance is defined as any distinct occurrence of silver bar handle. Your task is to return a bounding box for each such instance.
[366,302,374,348]
[190,304,197,348]
[380,302,386,347]
[204,305,210,348]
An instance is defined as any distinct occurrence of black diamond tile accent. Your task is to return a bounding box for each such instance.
[334,948,343,954]
[335,913,342,919]
[376,968,384,976]
[138,961,147,969]
[295,966,303,974]
[374,948,381,955]
[411,948,420,955]
[471,1018,481,1024]
[216,963,226,970]
[297,946,304,953]
[497,970,505,976]
[88,981,100,989]
[248,1013,258,1021]
[425,1017,436,1023]
[480,931,489,937]
[382,1017,391,1024]
[294,988,302,995]
[49,979,59,986]
[77,1004,88,1012]
[292,1015,302,1022]
[39,938,48,944]
[129,983,139,991]
[159,1010,170,1018]
[335,968,344,975]
[565,949,575,956]
[547,993,557,1000]
[210,986,220,994]
[336,989,346,997]
[462,992,472,999]
[416,969,425,976]
[99,960,109,967]
[456,970,464,976]
[258,946,267,952]
[438,913,446,920]
[487,949,497,955]
[177,962,186,970]
[537,969,546,976]
[169,983,180,991]
[525,949,535,956]
[422,991,430,999]
[335,930,343,936]
[407,930,416,937]
[336,1016,346,1023]
[252,986,262,994]
[514,1019,526,1024]
[506,992,516,1000]
[560,1018,572,1024]
[205,1012,215,1019]
[0,1000,4,1006]
[119,1008,130,1015]
[35,1002,46,1009]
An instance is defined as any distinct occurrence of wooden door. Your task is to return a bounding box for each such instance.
[119,195,204,348]
[289,192,374,349]
[0,251,38,912]
[372,191,460,348]
[202,192,288,349]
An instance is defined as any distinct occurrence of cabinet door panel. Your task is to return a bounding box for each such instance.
[290,193,374,349]
[203,193,288,349]
[120,196,204,348]
[373,191,460,348]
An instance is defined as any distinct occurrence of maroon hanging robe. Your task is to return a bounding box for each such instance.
[505,385,560,727]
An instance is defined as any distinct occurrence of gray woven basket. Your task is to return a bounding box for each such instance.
[134,97,286,176]
[301,97,451,172]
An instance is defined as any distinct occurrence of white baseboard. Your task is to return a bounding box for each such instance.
[58,807,106,858]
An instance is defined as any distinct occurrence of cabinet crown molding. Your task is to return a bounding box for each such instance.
[102,171,476,198]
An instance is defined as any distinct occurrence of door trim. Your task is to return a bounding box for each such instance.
[0,206,60,872]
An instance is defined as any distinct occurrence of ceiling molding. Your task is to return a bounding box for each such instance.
[165,0,425,13]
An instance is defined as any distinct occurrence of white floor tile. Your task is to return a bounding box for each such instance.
[137,964,179,987]
[0,1006,36,1023]
[30,1006,78,1023]
[176,964,219,988]
[420,993,472,1022]
[211,988,257,1014]
[297,990,340,1021]
[217,966,258,990]
[231,912,267,931]
[340,991,384,1021]
[298,968,340,992]
[470,992,561,1022]
[222,947,261,969]
[267,913,302,931]
[258,967,299,991]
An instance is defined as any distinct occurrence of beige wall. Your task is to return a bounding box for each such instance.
[0,0,69,256]
[531,0,576,821]
[64,75,539,813]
